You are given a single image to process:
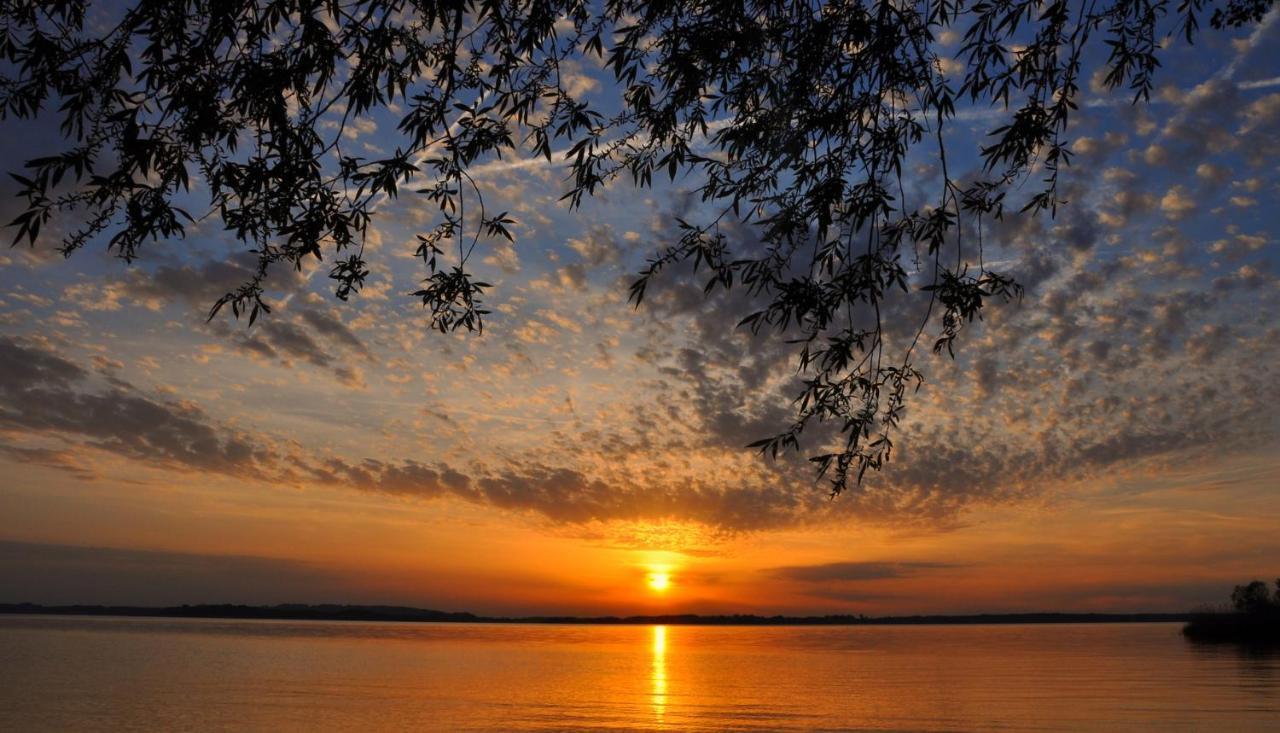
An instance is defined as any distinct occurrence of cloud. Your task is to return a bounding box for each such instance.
[200,304,370,383]
[1159,185,1197,220]
[769,561,959,582]
[312,456,822,531]
[120,252,306,312]
[0,444,98,481]
[566,226,624,267]
[0,336,274,477]
[258,320,333,367]
[299,308,370,354]
[0,336,87,387]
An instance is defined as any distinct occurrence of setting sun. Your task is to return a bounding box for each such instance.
[647,572,672,592]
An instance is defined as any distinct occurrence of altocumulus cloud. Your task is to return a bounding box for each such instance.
[3,54,1279,535]
[3,163,1279,537]
[8,189,1278,537]
[0,336,826,531]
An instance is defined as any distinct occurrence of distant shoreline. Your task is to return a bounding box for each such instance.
[0,603,1190,626]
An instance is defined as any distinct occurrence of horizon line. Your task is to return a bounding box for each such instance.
[0,602,1195,626]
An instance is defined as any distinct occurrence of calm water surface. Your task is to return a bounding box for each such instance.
[2,616,1277,731]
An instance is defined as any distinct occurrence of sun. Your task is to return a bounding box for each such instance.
[647,571,672,592]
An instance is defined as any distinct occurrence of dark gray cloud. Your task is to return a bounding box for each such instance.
[299,308,369,354]
[74,253,368,379]
[121,251,306,310]
[0,335,87,387]
[0,336,272,476]
[258,320,333,367]
[770,561,959,583]
[0,540,361,606]
[201,304,370,383]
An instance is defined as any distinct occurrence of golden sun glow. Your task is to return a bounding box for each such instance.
[647,571,671,592]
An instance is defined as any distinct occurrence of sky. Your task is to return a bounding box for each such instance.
[0,9,1278,616]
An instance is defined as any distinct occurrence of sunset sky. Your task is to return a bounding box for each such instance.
[1,10,1278,617]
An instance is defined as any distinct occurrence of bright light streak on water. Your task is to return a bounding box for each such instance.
[651,625,667,725]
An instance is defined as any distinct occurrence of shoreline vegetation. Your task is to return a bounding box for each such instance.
[0,603,1189,626]
[1182,579,1280,643]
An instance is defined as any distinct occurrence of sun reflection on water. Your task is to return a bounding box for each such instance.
[651,625,667,722]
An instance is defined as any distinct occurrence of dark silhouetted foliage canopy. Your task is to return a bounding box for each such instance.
[1232,579,1280,614]
[2,0,1272,494]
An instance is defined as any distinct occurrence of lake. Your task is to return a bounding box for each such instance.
[1,616,1277,730]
